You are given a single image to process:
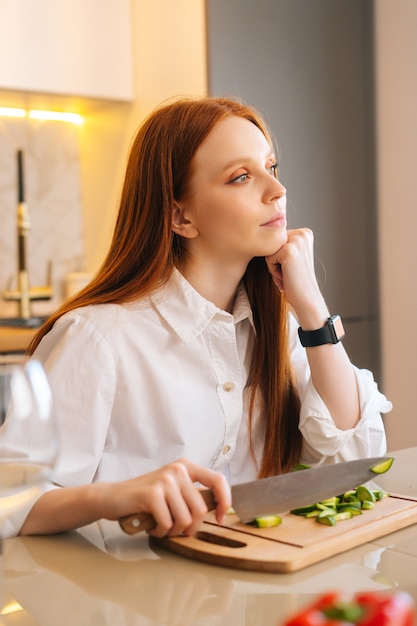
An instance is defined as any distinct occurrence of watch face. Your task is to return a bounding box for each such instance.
[332,315,345,341]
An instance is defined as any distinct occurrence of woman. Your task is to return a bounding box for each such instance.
[6,97,391,539]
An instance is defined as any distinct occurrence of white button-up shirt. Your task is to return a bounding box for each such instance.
[3,270,391,537]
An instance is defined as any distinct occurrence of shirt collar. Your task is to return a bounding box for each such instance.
[150,269,254,343]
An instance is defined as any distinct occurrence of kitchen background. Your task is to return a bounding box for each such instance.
[0,0,415,451]
[0,116,85,316]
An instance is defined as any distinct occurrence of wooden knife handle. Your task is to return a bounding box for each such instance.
[119,488,217,535]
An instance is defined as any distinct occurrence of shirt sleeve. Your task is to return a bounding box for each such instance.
[1,483,58,539]
[288,313,393,465]
[35,314,116,486]
[2,315,116,538]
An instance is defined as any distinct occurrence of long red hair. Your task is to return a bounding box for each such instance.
[28,97,302,476]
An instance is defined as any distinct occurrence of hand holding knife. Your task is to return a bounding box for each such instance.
[119,456,393,535]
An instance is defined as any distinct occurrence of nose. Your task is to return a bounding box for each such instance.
[265,175,286,202]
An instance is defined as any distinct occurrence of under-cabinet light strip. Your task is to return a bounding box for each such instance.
[0,106,83,125]
[0,107,26,118]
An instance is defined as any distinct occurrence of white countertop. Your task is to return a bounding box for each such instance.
[2,448,417,625]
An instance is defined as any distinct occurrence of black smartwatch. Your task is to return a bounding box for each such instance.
[298,314,345,348]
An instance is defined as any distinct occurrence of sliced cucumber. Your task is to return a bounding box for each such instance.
[356,485,376,503]
[361,500,375,510]
[337,501,361,511]
[290,483,389,527]
[342,489,357,499]
[334,511,353,522]
[292,463,312,471]
[317,515,336,526]
[344,493,361,503]
[290,504,317,516]
[316,502,334,511]
[317,508,337,519]
[372,489,385,501]
[370,457,394,474]
[319,496,340,507]
[253,515,282,528]
[340,507,363,517]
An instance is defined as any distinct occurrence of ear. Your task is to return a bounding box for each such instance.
[171,203,199,238]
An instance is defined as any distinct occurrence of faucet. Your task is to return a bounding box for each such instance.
[2,150,53,320]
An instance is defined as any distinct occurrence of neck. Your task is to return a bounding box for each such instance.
[179,260,246,313]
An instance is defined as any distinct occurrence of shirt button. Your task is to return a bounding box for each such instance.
[223,381,235,392]
[222,445,231,455]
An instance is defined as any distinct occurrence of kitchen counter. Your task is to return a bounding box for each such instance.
[2,448,417,625]
[0,327,36,354]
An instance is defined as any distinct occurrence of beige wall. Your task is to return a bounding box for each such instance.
[374,0,417,450]
[78,0,208,273]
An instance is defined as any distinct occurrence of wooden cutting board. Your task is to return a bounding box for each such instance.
[151,494,417,572]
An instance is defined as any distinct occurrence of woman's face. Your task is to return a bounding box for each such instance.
[175,115,288,269]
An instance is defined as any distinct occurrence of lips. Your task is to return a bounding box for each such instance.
[261,212,286,227]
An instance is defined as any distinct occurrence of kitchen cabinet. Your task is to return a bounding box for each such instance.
[0,0,134,102]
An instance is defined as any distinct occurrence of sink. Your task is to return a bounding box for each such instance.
[0,317,47,328]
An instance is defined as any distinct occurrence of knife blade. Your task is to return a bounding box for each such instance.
[119,456,392,535]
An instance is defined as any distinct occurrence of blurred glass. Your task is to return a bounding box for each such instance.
[0,355,58,621]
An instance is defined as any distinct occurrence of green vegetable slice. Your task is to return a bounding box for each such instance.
[290,504,317,516]
[361,500,375,510]
[337,501,361,511]
[356,485,376,503]
[290,483,389,526]
[372,489,386,501]
[320,496,340,507]
[317,515,336,526]
[342,489,357,499]
[344,494,360,503]
[253,515,282,528]
[323,602,364,622]
[286,460,394,529]
[334,511,352,521]
[317,508,337,519]
[340,507,362,516]
[292,463,312,471]
[316,502,334,510]
[370,457,394,474]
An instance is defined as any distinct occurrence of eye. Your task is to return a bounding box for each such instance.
[268,162,279,178]
[229,172,250,184]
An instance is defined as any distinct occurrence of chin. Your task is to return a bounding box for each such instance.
[262,235,288,256]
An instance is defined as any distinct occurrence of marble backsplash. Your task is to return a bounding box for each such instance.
[0,116,85,319]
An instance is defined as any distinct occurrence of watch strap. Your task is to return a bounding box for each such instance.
[298,315,345,348]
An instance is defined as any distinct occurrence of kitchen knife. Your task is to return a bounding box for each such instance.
[119,456,393,535]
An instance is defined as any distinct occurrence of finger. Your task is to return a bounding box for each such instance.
[180,459,231,523]
[264,253,284,289]
[140,463,193,537]
[165,484,207,537]
[145,461,206,537]
[147,497,176,538]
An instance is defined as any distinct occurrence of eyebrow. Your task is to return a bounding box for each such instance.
[222,151,276,171]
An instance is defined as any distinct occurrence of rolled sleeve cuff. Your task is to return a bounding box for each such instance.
[1,483,58,539]
[299,366,392,463]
